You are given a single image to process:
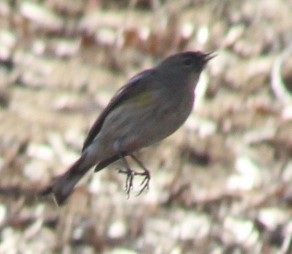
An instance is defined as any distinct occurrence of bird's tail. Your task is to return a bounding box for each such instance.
[40,155,92,205]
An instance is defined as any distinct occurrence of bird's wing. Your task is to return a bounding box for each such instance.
[82,69,156,152]
[94,154,125,172]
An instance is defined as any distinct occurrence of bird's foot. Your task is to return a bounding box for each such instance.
[118,167,151,197]
[135,168,151,196]
[118,168,135,198]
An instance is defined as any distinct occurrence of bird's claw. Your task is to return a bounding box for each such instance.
[136,170,150,196]
[118,167,150,197]
[118,168,134,198]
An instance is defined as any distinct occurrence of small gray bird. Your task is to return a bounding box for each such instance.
[41,51,215,205]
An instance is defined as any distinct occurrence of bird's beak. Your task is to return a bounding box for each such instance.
[204,51,217,62]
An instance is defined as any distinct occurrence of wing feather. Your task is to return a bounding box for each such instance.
[82,69,155,151]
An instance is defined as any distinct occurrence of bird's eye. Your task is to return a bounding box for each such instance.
[183,58,192,66]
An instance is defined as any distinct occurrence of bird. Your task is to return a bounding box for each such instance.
[40,51,215,205]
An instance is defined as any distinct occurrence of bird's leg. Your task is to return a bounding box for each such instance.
[118,156,135,198]
[114,142,135,197]
[130,154,151,195]
[115,138,150,196]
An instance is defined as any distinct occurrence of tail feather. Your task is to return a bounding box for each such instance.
[40,155,91,205]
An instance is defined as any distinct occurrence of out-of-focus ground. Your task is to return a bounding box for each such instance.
[0,0,292,253]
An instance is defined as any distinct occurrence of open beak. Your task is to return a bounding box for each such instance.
[204,51,217,62]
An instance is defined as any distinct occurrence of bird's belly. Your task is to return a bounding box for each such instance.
[96,95,194,153]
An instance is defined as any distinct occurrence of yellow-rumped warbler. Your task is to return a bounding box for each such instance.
[41,51,215,205]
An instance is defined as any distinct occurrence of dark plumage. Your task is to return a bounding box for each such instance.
[40,51,215,205]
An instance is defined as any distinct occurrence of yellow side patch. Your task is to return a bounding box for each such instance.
[124,91,153,106]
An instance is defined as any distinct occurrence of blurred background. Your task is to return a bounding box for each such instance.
[0,0,292,253]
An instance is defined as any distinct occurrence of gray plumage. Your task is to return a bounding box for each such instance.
[40,51,215,205]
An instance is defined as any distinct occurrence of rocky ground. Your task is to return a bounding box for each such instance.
[0,0,291,253]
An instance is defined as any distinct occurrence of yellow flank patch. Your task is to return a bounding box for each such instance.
[125,91,153,106]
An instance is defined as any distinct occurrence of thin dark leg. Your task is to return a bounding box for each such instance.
[130,154,151,195]
[118,156,134,198]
